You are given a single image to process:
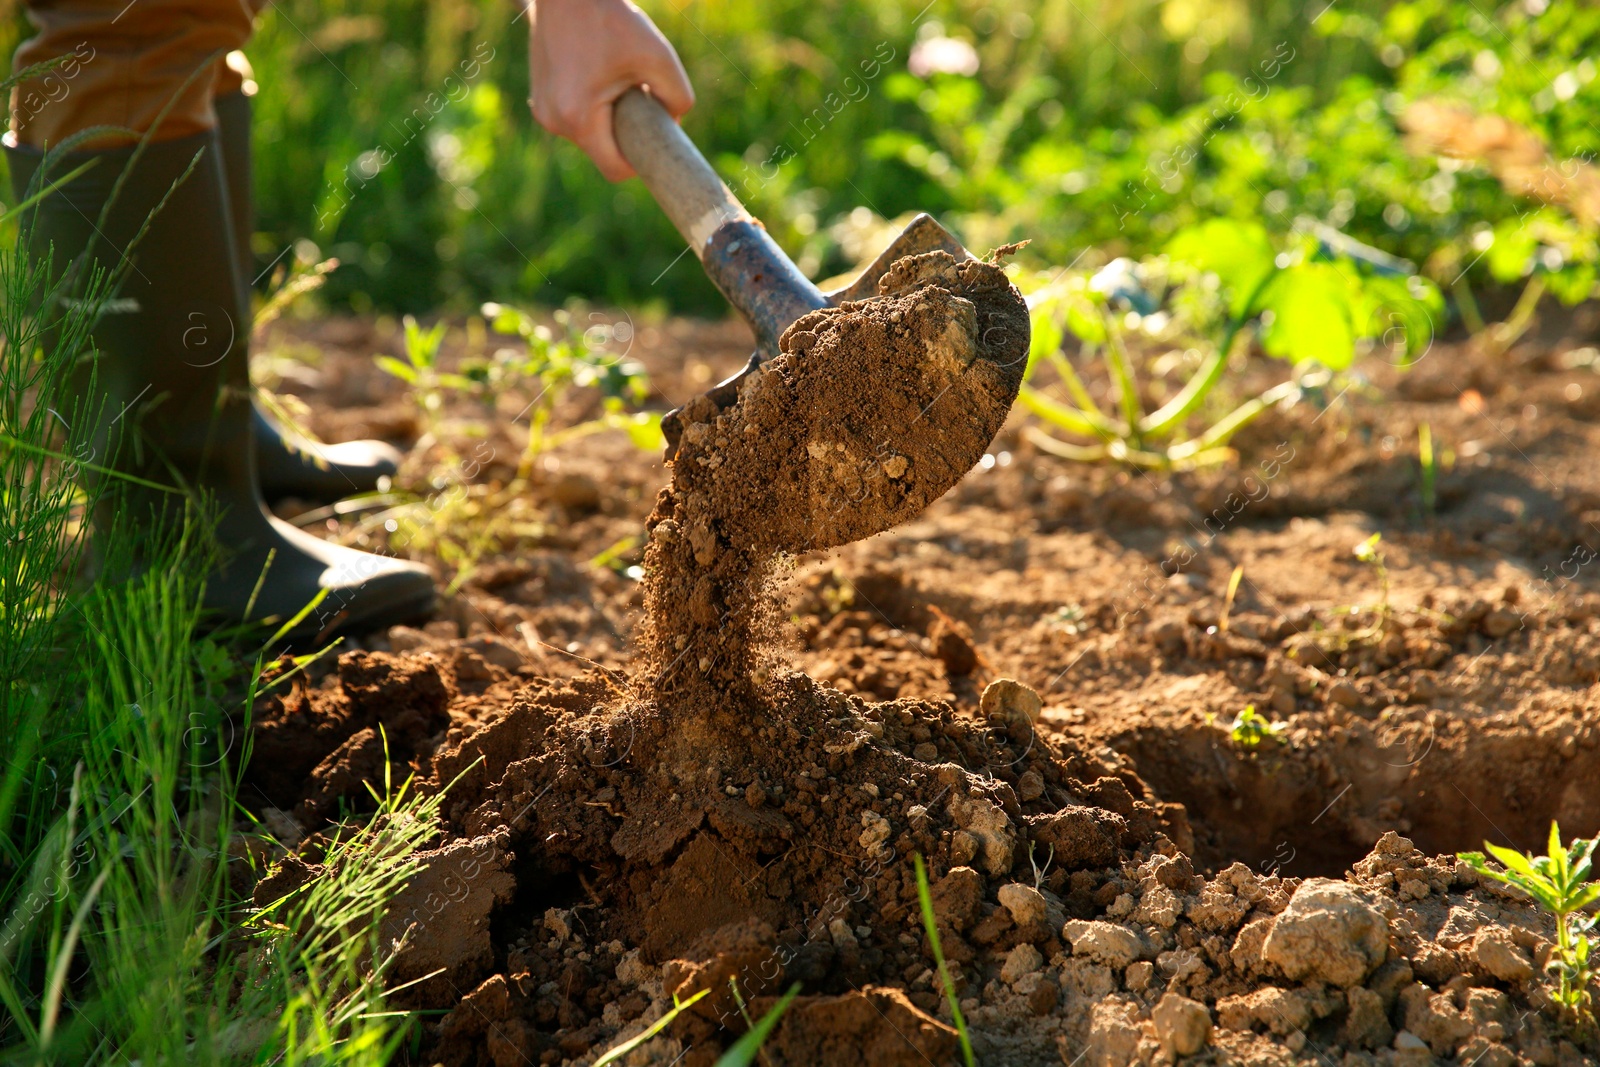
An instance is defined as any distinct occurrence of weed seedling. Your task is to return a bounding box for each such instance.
[1418,423,1437,517]
[1227,705,1287,748]
[1460,823,1599,1022]
[373,314,453,441]
[1353,533,1392,624]
[370,304,662,578]
[1029,840,1056,891]
[478,302,661,479]
[914,853,975,1067]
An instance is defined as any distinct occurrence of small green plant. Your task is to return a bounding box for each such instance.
[475,302,661,478]
[1418,423,1437,517]
[377,305,663,469]
[1353,532,1391,623]
[1021,220,1440,469]
[373,314,453,440]
[369,304,662,579]
[913,853,975,1067]
[1227,705,1287,748]
[1459,823,1599,1020]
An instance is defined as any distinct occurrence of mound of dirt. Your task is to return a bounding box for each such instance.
[250,648,1187,1065]
[249,648,1591,1066]
[241,267,1600,1065]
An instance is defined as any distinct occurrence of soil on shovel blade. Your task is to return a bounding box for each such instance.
[642,251,1030,715]
[242,277,1600,1067]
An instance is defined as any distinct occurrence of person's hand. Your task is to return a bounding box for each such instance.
[527,0,694,181]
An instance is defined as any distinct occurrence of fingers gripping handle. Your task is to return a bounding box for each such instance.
[613,87,747,251]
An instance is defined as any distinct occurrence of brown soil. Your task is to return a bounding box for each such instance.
[241,294,1600,1066]
[641,251,1029,708]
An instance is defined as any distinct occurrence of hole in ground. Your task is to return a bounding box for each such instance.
[490,856,593,952]
[1106,710,1600,877]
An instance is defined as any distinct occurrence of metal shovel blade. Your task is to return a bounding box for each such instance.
[660,213,969,453]
[666,235,1031,553]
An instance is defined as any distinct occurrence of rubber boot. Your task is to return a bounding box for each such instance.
[7,132,435,643]
[213,90,404,504]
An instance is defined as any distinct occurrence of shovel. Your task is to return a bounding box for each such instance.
[611,87,1027,548]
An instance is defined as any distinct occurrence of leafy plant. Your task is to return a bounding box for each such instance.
[913,853,974,1067]
[478,302,662,477]
[368,303,661,581]
[1460,823,1599,1020]
[1400,100,1599,355]
[373,304,662,471]
[1227,705,1287,748]
[1020,219,1441,468]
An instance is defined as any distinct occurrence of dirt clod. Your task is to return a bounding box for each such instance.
[1260,877,1390,988]
[1151,991,1212,1056]
[757,987,958,1066]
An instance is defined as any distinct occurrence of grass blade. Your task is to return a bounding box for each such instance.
[914,853,975,1067]
[592,989,710,1067]
[714,983,801,1067]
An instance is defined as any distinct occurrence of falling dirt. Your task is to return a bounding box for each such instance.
[239,295,1600,1065]
[640,250,1029,712]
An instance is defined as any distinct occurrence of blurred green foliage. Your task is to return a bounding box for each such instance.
[1019,219,1443,467]
[3,0,1598,316]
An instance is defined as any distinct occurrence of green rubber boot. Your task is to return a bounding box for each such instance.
[214,90,405,504]
[8,131,435,643]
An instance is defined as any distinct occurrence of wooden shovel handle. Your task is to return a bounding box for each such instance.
[612,86,748,255]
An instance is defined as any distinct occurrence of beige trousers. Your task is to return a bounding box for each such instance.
[8,0,262,148]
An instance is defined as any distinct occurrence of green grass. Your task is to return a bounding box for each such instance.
[914,853,974,1067]
[0,490,440,1063]
[591,989,709,1067]
[717,981,802,1066]
[588,980,800,1066]
[7,1,1596,331]
[0,138,437,1065]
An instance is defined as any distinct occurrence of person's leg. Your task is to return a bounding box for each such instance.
[9,0,254,150]
[6,1,434,640]
[212,77,407,503]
